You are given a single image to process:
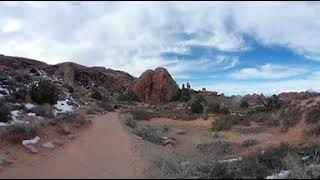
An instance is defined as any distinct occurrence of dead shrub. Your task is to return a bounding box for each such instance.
[129,109,159,121]
[280,105,303,132]
[196,140,232,155]
[0,101,10,123]
[241,139,259,148]
[1,123,39,144]
[31,104,54,119]
[96,100,114,112]
[306,103,320,124]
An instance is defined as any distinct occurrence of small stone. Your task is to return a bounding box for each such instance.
[49,120,58,126]
[53,139,64,146]
[24,145,38,154]
[61,125,72,135]
[166,144,174,148]
[175,129,187,135]
[67,134,75,140]
[162,138,176,146]
[211,132,219,138]
[42,142,55,149]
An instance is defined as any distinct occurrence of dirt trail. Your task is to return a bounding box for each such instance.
[0,112,148,179]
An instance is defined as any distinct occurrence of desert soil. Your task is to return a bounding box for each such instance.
[0,112,149,179]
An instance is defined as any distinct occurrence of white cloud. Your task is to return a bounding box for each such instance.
[229,64,306,80]
[1,18,21,33]
[0,1,319,79]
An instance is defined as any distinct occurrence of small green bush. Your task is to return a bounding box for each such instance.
[30,80,59,105]
[0,101,10,123]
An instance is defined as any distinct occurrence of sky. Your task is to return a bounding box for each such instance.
[1,1,320,95]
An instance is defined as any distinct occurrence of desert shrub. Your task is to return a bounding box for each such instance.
[306,104,320,124]
[189,96,206,114]
[157,158,242,179]
[212,114,242,131]
[86,105,104,115]
[0,101,10,123]
[57,112,86,125]
[240,126,267,135]
[207,101,220,114]
[63,83,74,94]
[158,143,320,179]
[172,88,191,102]
[240,98,249,108]
[129,109,159,121]
[91,89,103,100]
[132,124,170,145]
[256,143,293,170]
[304,125,320,137]
[117,89,139,102]
[305,99,315,105]
[32,104,54,118]
[206,102,230,115]
[196,140,232,155]
[241,139,259,148]
[2,123,39,144]
[12,87,29,101]
[258,95,282,112]
[14,73,32,83]
[124,114,137,128]
[30,80,59,105]
[96,100,114,112]
[280,105,303,132]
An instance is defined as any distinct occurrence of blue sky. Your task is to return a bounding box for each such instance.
[1,1,320,95]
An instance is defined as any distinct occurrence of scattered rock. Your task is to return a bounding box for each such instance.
[49,120,58,126]
[0,151,12,166]
[42,142,55,149]
[24,145,38,154]
[60,125,72,135]
[52,139,64,146]
[175,129,187,135]
[67,134,75,140]
[211,131,219,138]
[162,138,176,146]
[132,67,179,104]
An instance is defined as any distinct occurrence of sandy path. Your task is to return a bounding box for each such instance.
[0,112,148,179]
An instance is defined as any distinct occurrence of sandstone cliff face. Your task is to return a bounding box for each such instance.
[132,67,179,104]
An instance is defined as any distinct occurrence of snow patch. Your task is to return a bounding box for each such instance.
[54,99,74,113]
[22,136,40,146]
[218,157,243,163]
[265,170,291,179]
[0,86,9,97]
[24,103,35,110]
[0,110,29,127]
[27,113,36,117]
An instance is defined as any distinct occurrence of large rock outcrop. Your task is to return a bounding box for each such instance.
[0,55,135,94]
[132,67,179,104]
